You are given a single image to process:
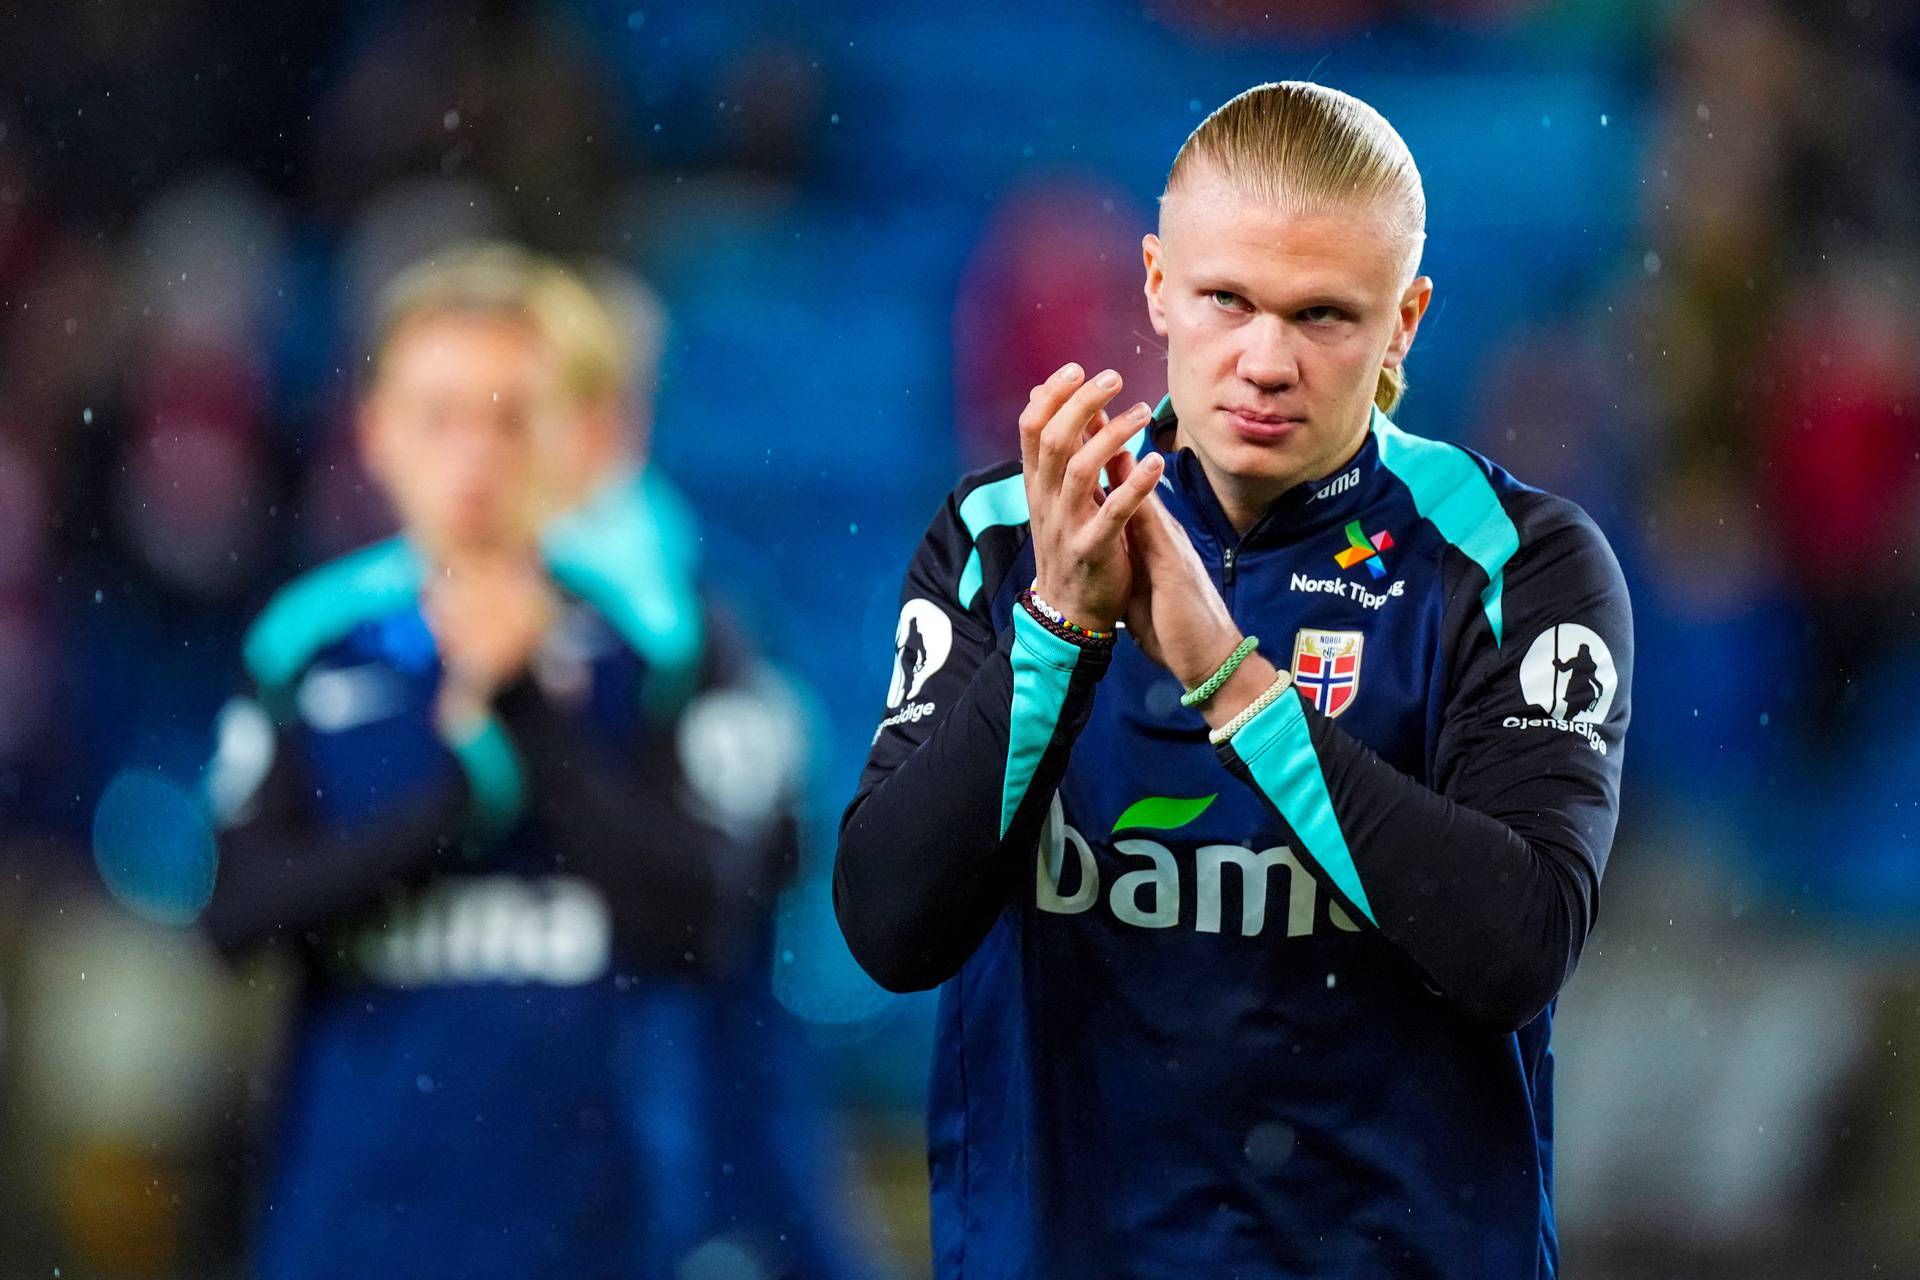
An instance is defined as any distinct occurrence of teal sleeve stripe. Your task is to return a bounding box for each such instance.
[1231,689,1376,926]
[543,470,705,708]
[242,539,426,696]
[446,714,527,841]
[956,473,1030,608]
[1373,410,1521,645]
[1001,608,1081,839]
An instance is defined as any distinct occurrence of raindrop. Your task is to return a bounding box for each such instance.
[678,1238,768,1280]
[1245,1121,1296,1172]
[91,770,217,924]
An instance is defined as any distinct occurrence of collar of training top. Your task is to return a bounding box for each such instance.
[1142,396,1385,549]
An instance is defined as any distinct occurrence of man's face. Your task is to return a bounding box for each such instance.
[1143,167,1431,505]
[360,312,563,558]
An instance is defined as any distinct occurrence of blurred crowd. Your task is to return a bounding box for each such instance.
[2,0,1919,1276]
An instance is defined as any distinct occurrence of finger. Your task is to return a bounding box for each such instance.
[1130,491,1208,579]
[1091,451,1164,535]
[1019,362,1085,480]
[1063,401,1151,508]
[1101,439,1135,503]
[1120,487,1173,558]
[1037,368,1123,494]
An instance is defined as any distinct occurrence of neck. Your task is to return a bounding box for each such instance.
[1205,468,1288,536]
[1182,409,1374,535]
[430,531,537,572]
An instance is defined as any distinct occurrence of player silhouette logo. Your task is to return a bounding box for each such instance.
[897,618,928,703]
[1518,623,1617,724]
[1552,640,1602,720]
[885,599,954,710]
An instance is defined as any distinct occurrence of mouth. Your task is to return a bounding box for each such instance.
[1221,406,1307,443]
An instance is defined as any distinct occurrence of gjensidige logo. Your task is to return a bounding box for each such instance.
[876,599,953,740]
[1508,623,1616,753]
[886,598,952,708]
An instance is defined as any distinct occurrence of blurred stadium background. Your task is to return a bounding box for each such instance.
[2,0,1918,1275]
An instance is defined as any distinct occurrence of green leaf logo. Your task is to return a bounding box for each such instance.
[1111,793,1217,835]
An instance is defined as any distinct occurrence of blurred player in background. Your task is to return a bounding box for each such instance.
[539,255,888,1280]
[199,244,861,1279]
[838,82,1633,1277]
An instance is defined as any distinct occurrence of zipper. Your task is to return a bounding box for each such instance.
[1222,546,1237,585]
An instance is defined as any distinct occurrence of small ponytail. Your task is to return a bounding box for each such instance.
[1375,364,1406,416]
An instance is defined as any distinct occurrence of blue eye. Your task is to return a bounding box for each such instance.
[1208,290,1246,311]
[1301,305,1346,324]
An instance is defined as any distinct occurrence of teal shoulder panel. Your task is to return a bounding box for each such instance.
[1372,410,1522,645]
[955,472,1030,610]
[636,467,703,577]
[1001,607,1081,838]
[544,470,705,709]
[1231,691,1376,925]
[242,538,425,696]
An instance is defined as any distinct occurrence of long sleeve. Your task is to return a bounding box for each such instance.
[835,470,1109,993]
[1217,499,1633,1032]
[491,675,725,971]
[201,703,470,954]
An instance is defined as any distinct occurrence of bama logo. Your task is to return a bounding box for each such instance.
[353,875,612,988]
[1034,794,1358,938]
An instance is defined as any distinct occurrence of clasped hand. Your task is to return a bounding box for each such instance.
[423,551,557,736]
[1020,362,1280,725]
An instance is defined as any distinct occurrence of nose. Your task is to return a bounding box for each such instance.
[1235,313,1299,392]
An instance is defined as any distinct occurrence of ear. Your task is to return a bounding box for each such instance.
[1382,275,1433,369]
[1142,233,1169,338]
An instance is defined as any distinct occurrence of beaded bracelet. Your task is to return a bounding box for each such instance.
[1208,670,1295,745]
[1018,586,1117,651]
[1179,635,1261,707]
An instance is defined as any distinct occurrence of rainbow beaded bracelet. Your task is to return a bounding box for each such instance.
[1019,586,1116,650]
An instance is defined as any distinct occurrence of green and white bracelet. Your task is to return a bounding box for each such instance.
[1208,670,1295,745]
[1179,635,1261,708]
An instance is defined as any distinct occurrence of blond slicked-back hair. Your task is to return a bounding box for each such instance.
[1164,82,1426,415]
[369,241,628,408]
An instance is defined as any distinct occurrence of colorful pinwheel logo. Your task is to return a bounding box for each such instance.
[1334,520,1393,579]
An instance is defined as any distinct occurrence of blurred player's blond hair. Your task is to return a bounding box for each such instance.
[370,241,624,406]
[1165,81,1426,416]
[370,241,667,506]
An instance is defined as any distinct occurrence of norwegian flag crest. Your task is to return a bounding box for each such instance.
[1291,629,1364,718]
